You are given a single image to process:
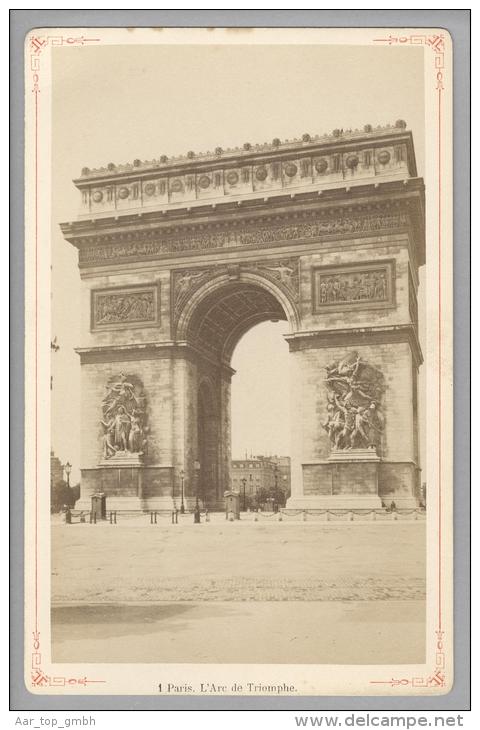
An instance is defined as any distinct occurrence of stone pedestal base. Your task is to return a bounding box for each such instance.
[78,464,175,512]
[99,451,144,468]
[286,494,382,510]
[287,450,383,510]
[327,448,380,463]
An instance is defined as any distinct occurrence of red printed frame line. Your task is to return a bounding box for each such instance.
[27,29,449,694]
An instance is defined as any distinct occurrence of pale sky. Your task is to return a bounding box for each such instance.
[51,39,425,479]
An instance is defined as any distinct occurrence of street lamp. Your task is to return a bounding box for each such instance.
[241,477,247,511]
[64,461,72,488]
[180,469,185,514]
[273,464,279,513]
[194,460,201,523]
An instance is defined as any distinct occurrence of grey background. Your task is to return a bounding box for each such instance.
[10,8,470,712]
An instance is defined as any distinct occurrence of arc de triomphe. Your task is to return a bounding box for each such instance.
[61,122,424,512]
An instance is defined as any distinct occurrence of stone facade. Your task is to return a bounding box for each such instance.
[62,123,424,511]
[231,455,291,500]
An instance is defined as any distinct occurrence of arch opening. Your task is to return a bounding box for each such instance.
[231,319,291,452]
[183,278,293,365]
[183,278,294,509]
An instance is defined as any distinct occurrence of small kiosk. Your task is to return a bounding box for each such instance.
[91,492,107,521]
[224,490,240,520]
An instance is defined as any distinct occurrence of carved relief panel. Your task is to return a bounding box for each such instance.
[322,351,385,454]
[91,284,160,331]
[172,258,300,311]
[312,261,395,313]
[249,258,300,301]
[78,212,410,266]
[100,372,149,461]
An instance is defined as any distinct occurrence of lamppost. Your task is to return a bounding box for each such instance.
[64,461,72,488]
[241,477,247,511]
[273,464,278,513]
[194,460,201,523]
[180,469,185,514]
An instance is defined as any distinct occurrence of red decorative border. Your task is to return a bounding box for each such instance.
[373,33,445,90]
[30,34,105,690]
[31,630,106,689]
[29,31,448,694]
[370,34,447,690]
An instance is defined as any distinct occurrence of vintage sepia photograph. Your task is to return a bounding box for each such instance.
[24,27,453,696]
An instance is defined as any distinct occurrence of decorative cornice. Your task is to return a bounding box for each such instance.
[62,181,425,269]
[284,324,423,367]
[67,126,419,221]
[76,121,412,181]
[75,340,236,376]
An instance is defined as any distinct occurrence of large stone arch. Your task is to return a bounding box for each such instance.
[175,269,300,350]
[63,123,425,512]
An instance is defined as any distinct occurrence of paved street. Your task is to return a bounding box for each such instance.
[52,520,425,603]
[52,600,425,665]
[51,519,425,664]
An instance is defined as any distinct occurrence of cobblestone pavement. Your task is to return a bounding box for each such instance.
[52,520,425,604]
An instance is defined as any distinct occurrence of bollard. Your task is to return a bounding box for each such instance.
[155,511,158,524]
[93,511,97,524]
[109,511,113,524]
[175,510,178,524]
[114,511,117,524]
[171,511,175,524]
[150,511,153,524]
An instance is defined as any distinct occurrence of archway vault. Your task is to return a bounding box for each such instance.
[175,271,300,365]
